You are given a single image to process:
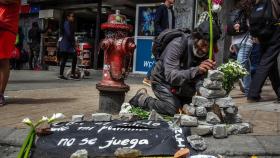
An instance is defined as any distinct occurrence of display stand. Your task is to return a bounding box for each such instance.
[133,3,159,74]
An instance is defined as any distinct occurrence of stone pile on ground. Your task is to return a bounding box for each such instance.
[180,70,252,139]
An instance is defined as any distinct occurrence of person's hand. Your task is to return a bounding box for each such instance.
[0,0,18,4]
[233,23,240,32]
[198,59,216,74]
[229,44,236,53]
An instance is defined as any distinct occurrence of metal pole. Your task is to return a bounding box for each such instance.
[93,0,101,69]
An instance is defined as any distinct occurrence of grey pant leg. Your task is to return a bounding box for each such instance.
[143,83,180,116]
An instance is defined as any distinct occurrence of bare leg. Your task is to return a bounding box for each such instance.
[0,59,10,94]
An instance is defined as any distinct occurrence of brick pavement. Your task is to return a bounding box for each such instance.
[0,70,279,136]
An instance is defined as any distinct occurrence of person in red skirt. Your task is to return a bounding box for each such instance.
[0,0,20,106]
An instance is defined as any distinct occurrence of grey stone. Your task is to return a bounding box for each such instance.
[175,114,198,127]
[191,125,213,136]
[182,104,196,116]
[119,103,132,116]
[114,147,141,158]
[70,149,88,158]
[148,110,164,121]
[199,87,227,99]
[72,115,84,122]
[206,112,221,125]
[208,70,224,81]
[213,124,228,139]
[224,106,238,116]
[119,114,139,121]
[187,135,207,151]
[224,114,243,124]
[203,78,223,90]
[1,128,29,146]
[215,96,235,108]
[192,96,214,108]
[227,123,252,135]
[92,113,112,122]
[196,107,207,117]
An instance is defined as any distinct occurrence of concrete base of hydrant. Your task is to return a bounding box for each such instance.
[96,83,129,114]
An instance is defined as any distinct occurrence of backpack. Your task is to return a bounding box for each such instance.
[249,0,276,39]
[152,28,191,61]
[226,9,249,36]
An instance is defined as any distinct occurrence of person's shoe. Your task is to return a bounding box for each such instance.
[69,74,80,81]
[58,75,68,80]
[0,94,5,107]
[274,98,280,104]
[238,79,245,93]
[129,88,148,106]
[143,78,151,87]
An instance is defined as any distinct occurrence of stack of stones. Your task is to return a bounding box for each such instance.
[177,70,252,140]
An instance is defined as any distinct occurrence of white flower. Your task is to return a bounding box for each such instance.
[48,113,65,123]
[42,116,48,121]
[212,4,222,13]
[22,118,33,127]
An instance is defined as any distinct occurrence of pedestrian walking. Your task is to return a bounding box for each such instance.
[248,0,280,103]
[0,0,20,106]
[228,0,255,96]
[58,11,77,80]
[143,0,175,86]
[28,22,41,70]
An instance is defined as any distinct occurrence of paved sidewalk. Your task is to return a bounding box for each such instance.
[0,69,279,157]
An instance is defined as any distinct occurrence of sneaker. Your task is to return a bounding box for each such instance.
[58,75,68,80]
[238,79,245,93]
[0,94,5,107]
[143,78,151,87]
[69,74,80,81]
[129,88,148,106]
[274,98,280,104]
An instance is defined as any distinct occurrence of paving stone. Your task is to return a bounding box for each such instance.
[191,125,213,136]
[175,114,198,127]
[256,136,280,155]
[227,123,252,135]
[206,112,221,125]
[203,136,266,156]
[199,87,226,99]
[203,78,223,90]
[192,96,214,108]
[207,70,224,81]
[2,128,29,146]
[215,96,235,108]
[72,115,84,122]
[148,110,164,121]
[196,107,207,117]
[213,124,228,139]
[70,149,88,158]
[182,104,196,116]
[92,113,112,122]
[187,135,207,151]
[114,147,141,158]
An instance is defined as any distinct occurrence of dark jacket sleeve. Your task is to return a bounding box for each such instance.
[155,5,164,35]
[163,37,200,87]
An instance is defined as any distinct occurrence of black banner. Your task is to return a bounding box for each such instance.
[32,120,195,158]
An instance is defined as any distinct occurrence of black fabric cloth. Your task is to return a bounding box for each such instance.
[155,4,175,36]
[141,35,206,116]
[248,27,280,99]
[59,52,77,76]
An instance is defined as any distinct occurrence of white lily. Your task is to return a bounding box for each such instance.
[41,116,49,121]
[48,113,65,123]
[22,118,33,127]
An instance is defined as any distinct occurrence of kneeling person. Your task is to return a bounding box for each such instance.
[129,21,220,116]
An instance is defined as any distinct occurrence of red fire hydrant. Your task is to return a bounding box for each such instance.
[96,10,136,114]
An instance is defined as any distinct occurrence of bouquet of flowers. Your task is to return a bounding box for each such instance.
[18,113,65,158]
[217,61,248,94]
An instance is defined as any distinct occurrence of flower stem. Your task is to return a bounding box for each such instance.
[208,0,214,60]
[23,131,36,158]
[17,128,34,158]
